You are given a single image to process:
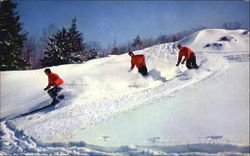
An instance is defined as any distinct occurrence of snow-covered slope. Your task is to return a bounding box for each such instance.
[1,29,249,155]
[178,29,249,52]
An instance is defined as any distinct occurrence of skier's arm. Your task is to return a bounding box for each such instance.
[182,48,192,64]
[45,82,53,90]
[181,57,187,64]
[176,54,182,66]
[129,58,135,71]
[142,55,146,65]
[44,84,51,90]
[182,51,189,64]
[130,63,135,71]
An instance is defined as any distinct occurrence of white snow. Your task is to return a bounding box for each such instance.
[0,29,249,155]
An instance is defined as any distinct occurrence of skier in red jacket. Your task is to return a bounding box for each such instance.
[176,44,199,69]
[128,51,148,76]
[44,68,64,104]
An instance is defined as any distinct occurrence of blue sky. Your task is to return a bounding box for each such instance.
[16,1,249,48]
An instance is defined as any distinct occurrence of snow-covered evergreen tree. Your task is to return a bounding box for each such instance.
[41,27,68,66]
[67,17,87,63]
[41,18,87,67]
[0,0,29,71]
[88,49,99,60]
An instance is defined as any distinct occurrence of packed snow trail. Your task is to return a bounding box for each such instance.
[0,29,249,155]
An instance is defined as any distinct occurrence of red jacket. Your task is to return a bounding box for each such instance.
[177,46,195,64]
[46,72,64,89]
[130,54,146,70]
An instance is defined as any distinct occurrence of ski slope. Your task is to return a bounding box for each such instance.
[0,29,249,155]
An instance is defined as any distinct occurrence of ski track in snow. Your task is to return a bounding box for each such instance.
[0,29,249,155]
[9,44,229,142]
[0,51,242,155]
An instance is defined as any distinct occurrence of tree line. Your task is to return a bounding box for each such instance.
[110,20,249,55]
[1,0,99,71]
[0,0,249,71]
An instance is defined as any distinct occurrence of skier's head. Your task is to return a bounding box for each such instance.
[128,51,134,57]
[44,68,51,75]
[177,44,182,50]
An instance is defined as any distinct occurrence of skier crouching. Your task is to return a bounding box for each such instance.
[176,44,199,69]
[44,68,64,104]
[128,51,148,76]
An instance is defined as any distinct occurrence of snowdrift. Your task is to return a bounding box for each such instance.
[177,29,249,52]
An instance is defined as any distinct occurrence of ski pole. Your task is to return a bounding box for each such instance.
[63,83,87,86]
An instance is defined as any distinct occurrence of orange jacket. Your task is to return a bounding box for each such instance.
[46,72,64,89]
[130,54,146,70]
[177,46,195,64]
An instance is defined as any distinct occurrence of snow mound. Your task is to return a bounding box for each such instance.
[177,29,249,52]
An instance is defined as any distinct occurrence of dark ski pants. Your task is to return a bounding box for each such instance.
[138,66,148,76]
[47,86,62,101]
[186,56,199,69]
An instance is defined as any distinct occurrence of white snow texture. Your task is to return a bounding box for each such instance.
[0,29,249,155]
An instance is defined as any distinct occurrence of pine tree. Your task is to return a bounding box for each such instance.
[67,17,87,63]
[88,49,99,60]
[132,35,143,49]
[0,0,29,71]
[171,35,177,42]
[41,27,69,66]
[41,17,87,67]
